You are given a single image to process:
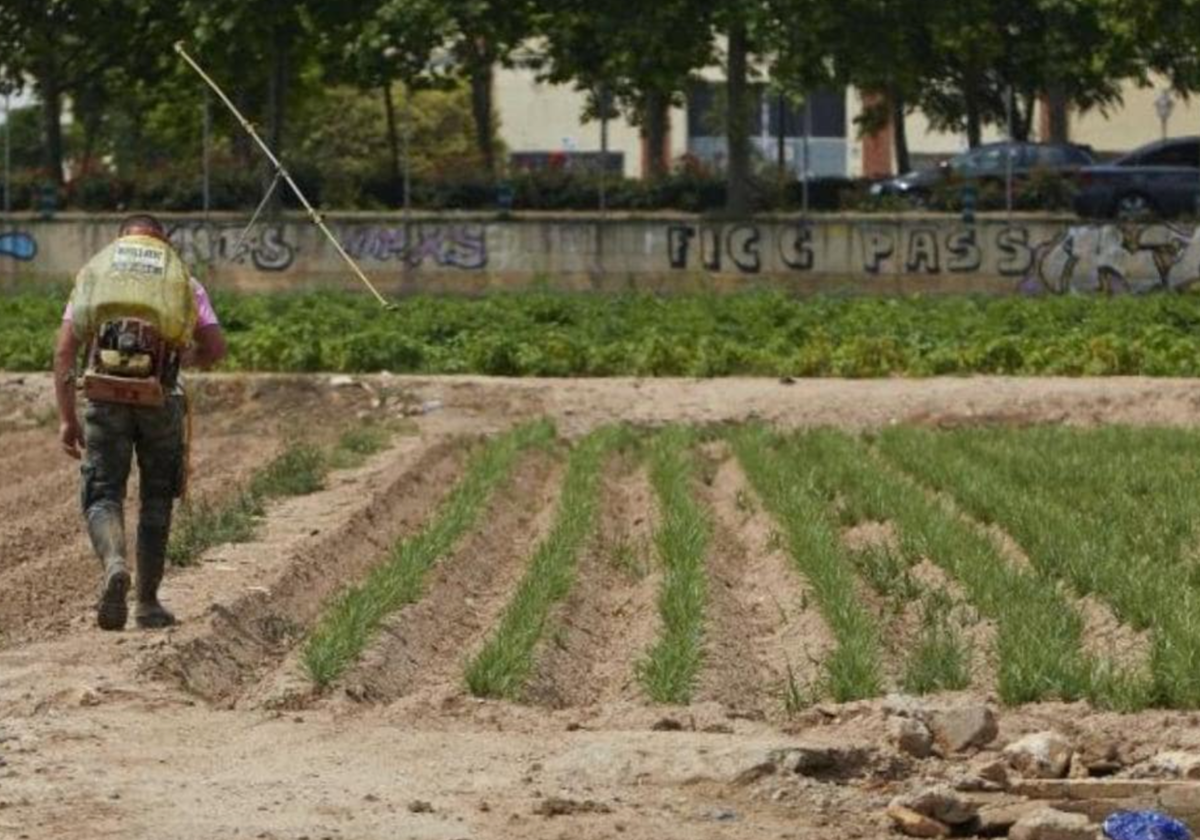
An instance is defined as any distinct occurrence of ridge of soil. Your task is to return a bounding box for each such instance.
[337,450,562,704]
[524,454,661,709]
[146,436,467,705]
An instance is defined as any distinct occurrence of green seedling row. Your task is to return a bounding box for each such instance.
[304,419,556,687]
[730,425,884,702]
[464,426,624,699]
[636,427,712,704]
[793,429,1097,706]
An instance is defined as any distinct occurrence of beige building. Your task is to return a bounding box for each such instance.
[494,65,1200,178]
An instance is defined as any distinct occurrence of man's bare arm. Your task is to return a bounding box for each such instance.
[185,325,227,370]
[53,322,84,459]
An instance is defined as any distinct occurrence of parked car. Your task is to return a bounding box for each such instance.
[869,141,1095,202]
[1073,136,1200,219]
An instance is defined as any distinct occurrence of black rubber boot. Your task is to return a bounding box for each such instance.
[87,506,130,631]
[135,520,175,629]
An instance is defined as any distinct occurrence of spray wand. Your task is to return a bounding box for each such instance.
[173,41,393,309]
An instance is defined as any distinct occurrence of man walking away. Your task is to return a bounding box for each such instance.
[53,214,226,630]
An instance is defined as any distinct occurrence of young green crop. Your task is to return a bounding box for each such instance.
[464,426,625,699]
[168,440,329,567]
[794,429,1095,705]
[636,427,712,704]
[304,420,556,687]
[730,425,884,702]
[878,427,1175,708]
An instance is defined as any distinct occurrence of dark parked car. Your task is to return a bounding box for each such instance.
[870,141,1094,202]
[1073,136,1200,219]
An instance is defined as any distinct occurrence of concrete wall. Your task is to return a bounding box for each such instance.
[3,213,1199,297]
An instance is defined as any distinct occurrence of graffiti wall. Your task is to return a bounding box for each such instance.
[6,213,1200,295]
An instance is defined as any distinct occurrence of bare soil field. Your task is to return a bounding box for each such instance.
[4,374,1200,840]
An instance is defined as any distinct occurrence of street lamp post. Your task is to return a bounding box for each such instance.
[1155,91,1174,141]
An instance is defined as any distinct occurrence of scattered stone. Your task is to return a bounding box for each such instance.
[974,801,1045,835]
[891,785,977,826]
[1068,753,1090,779]
[1005,732,1075,779]
[533,798,612,817]
[732,761,776,786]
[1076,735,1123,776]
[1148,751,1200,780]
[883,693,928,720]
[886,804,950,838]
[1008,807,1095,840]
[926,705,997,754]
[772,745,870,778]
[407,800,434,814]
[706,808,738,822]
[970,756,1010,788]
[891,717,935,759]
[76,687,101,707]
[329,375,357,388]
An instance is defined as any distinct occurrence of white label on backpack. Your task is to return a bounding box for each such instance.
[112,243,167,276]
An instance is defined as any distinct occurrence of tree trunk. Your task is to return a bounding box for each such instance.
[1017,90,1037,142]
[965,87,982,148]
[891,90,911,174]
[724,19,752,216]
[266,27,288,157]
[643,89,670,178]
[1046,85,1069,143]
[469,60,496,177]
[383,83,401,185]
[232,88,254,168]
[38,73,65,186]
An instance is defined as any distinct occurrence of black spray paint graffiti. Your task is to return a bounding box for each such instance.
[1019,224,1200,294]
[668,224,813,273]
[0,231,37,261]
[667,223,1037,276]
[168,224,296,272]
[339,224,487,269]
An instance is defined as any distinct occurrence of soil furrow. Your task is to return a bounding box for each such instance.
[0,434,280,642]
[340,450,562,704]
[145,438,467,705]
[696,451,835,718]
[523,456,661,708]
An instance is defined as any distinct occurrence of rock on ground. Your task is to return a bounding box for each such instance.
[887,804,950,838]
[890,784,977,826]
[1008,807,1096,840]
[925,705,998,754]
[1005,731,1075,779]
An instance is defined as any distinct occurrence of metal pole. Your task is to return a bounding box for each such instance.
[402,81,412,223]
[802,96,812,216]
[202,91,211,218]
[599,86,609,215]
[1005,85,1014,220]
[3,93,10,219]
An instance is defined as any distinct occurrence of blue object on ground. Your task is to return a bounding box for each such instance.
[1103,810,1192,840]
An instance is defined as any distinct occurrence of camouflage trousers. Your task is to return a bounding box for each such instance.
[80,394,185,553]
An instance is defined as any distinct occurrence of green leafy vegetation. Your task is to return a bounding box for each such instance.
[464,426,623,699]
[304,420,556,687]
[14,289,1200,378]
[636,427,712,704]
